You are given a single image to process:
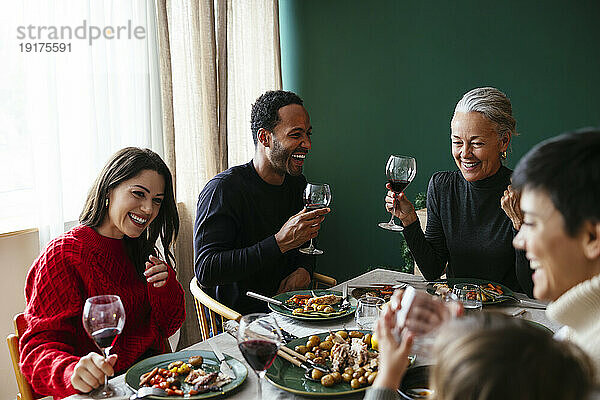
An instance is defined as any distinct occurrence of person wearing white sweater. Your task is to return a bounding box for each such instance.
[512,128,600,382]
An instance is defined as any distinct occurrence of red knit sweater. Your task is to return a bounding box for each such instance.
[19,225,185,399]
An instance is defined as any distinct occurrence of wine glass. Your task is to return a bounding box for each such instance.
[82,295,126,398]
[452,284,483,312]
[299,182,332,255]
[237,313,283,399]
[379,155,417,231]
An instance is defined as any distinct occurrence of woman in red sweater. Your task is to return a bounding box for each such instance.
[19,147,185,398]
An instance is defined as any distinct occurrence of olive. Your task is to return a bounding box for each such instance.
[309,335,321,344]
[367,371,377,385]
[311,369,324,380]
[341,373,352,383]
[331,372,342,383]
[323,306,335,313]
[350,378,361,389]
[305,352,316,360]
[319,340,333,350]
[363,333,372,347]
[344,367,354,375]
[321,374,335,387]
[336,330,349,340]
[349,331,364,338]
[358,376,367,386]
[313,357,325,365]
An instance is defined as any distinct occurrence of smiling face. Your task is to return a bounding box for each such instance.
[513,189,591,301]
[97,169,165,239]
[451,112,510,182]
[267,103,312,177]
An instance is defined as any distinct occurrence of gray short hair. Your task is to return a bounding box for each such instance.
[454,87,517,139]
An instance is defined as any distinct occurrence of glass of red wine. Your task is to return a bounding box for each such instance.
[82,295,126,398]
[299,182,332,255]
[237,313,283,399]
[378,155,417,231]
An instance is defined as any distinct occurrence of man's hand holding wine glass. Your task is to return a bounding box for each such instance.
[274,206,330,254]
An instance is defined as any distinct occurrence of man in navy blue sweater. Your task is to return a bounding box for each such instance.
[193,90,330,314]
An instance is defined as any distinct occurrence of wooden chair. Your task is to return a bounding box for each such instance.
[7,313,46,400]
[311,272,337,289]
[190,277,242,341]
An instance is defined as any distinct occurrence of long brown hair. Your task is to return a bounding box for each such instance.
[79,147,179,277]
[431,312,594,400]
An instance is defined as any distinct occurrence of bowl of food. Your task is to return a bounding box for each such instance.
[398,366,432,399]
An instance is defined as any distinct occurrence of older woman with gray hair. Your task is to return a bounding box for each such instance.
[385,87,533,295]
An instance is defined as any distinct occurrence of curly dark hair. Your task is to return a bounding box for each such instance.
[251,90,304,145]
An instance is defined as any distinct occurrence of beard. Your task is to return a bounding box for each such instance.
[270,137,300,176]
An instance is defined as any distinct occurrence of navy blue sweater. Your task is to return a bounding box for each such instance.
[193,161,315,314]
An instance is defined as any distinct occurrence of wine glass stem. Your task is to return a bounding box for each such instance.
[308,238,315,250]
[388,197,397,226]
[256,371,265,399]
[102,348,110,389]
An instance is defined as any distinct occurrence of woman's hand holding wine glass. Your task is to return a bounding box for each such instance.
[379,155,417,231]
[81,295,126,398]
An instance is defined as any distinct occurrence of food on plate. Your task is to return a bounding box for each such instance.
[285,292,347,318]
[299,330,380,390]
[139,356,232,396]
[307,293,342,306]
[432,282,505,302]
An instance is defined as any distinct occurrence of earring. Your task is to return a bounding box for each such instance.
[105,198,109,207]
[501,151,507,160]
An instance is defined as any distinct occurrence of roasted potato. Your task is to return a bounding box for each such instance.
[342,373,352,383]
[321,374,335,387]
[319,340,333,350]
[311,369,324,380]
[349,331,364,338]
[350,378,361,389]
[331,372,342,383]
[336,330,349,340]
[294,345,308,355]
[188,356,203,367]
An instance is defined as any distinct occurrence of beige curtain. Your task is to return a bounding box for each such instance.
[156,0,282,349]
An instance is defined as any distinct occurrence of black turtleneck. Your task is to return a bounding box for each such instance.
[403,166,533,297]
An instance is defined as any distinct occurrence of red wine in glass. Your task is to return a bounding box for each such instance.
[237,313,283,399]
[91,327,122,349]
[379,155,417,231]
[387,179,410,193]
[238,339,278,371]
[82,295,126,399]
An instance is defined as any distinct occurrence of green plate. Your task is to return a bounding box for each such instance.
[266,331,375,396]
[268,289,357,321]
[125,350,247,399]
[426,278,515,305]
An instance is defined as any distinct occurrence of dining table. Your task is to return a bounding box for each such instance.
[64,268,559,400]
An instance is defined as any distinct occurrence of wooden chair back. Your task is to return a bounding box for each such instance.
[311,272,337,289]
[189,277,242,341]
[7,313,44,400]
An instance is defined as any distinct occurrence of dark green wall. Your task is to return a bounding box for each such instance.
[279,0,600,282]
